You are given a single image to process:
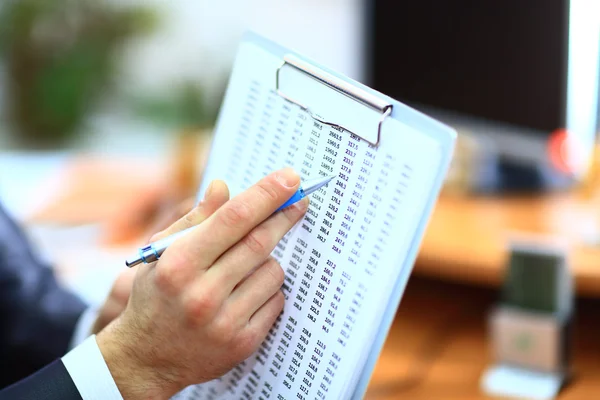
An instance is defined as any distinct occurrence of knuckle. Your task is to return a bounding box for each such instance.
[255,180,280,203]
[263,258,284,286]
[242,228,270,256]
[270,292,285,317]
[273,290,285,309]
[182,209,198,226]
[235,331,261,358]
[219,200,252,228]
[281,201,306,223]
[154,267,173,292]
[110,285,129,304]
[154,260,188,294]
[183,291,219,326]
[207,313,236,344]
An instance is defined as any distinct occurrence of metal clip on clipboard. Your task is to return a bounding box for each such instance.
[276,55,393,146]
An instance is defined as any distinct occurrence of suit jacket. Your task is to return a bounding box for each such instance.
[0,203,87,395]
[0,360,82,400]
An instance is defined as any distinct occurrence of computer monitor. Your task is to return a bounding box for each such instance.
[366,0,599,179]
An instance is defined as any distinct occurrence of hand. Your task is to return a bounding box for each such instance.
[91,183,230,335]
[96,168,308,399]
[91,267,135,335]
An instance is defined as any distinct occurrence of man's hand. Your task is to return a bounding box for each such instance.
[96,168,308,399]
[91,181,231,335]
[91,267,135,335]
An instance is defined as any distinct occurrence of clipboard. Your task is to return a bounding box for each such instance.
[190,32,456,399]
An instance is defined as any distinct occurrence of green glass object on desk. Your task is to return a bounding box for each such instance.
[483,238,573,396]
[502,251,563,314]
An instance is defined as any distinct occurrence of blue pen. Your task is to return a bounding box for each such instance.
[125,175,335,267]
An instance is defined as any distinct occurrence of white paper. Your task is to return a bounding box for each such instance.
[173,42,442,400]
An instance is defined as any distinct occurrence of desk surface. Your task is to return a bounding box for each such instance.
[415,193,600,297]
[18,155,600,297]
[365,277,600,399]
[9,152,599,298]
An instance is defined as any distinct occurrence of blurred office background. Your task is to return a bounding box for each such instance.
[0,0,365,152]
[0,0,367,222]
[1,0,600,398]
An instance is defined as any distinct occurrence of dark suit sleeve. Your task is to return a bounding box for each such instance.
[0,360,82,400]
[0,204,87,388]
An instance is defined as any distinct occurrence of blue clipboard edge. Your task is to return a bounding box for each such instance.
[200,30,457,398]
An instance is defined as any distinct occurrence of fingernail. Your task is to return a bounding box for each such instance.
[203,181,214,200]
[275,168,300,188]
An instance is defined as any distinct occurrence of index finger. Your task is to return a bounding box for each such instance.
[163,167,301,268]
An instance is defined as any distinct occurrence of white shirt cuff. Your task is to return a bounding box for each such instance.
[69,307,99,350]
[62,335,124,400]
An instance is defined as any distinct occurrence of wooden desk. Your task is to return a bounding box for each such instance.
[26,156,600,297]
[415,193,600,297]
[365,277,600,399]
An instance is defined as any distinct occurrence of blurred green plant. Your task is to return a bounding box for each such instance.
[130,80,227,133]
[0,0,158,148]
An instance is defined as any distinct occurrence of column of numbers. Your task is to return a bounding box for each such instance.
[280,236,310,396]
[243,90,273,188]
[241,369,263,399]
[227,82,259,183]
[284,109,308,168]
[262,101,292,176]
[291,124,343,399]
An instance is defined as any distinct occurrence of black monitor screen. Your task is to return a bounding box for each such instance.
[368,0,569,135]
